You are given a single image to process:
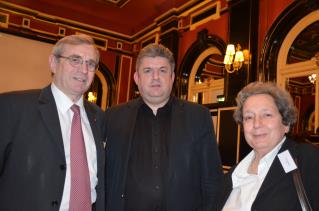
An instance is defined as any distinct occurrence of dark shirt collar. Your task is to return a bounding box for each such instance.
[139,97,173,116]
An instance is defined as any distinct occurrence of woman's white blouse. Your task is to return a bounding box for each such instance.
[222,137,286,211]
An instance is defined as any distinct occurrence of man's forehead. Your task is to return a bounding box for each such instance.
[62,44,96,56]
[141,57,169,64]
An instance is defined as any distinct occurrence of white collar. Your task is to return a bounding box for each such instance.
[232,136,286,188]
[51,83,84,113]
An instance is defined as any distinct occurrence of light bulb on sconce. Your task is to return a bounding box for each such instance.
[308,53,319,84]
[87,91,97,103]
[223,43,248,74]
[308,74,316,84]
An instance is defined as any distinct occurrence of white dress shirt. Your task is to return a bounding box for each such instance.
[222,137,286,211]
[51,83,98,211]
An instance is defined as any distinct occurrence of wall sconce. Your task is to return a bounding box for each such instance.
[223,44,247,73]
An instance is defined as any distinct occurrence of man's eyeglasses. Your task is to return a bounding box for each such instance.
[56,55,98,72]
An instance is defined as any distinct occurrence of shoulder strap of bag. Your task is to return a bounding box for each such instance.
[292,157,313,211]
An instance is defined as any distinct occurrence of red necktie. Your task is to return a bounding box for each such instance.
[69,104,92,211]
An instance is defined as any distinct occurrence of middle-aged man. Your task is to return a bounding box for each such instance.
[0,34,106,211]
[105,43,223,211]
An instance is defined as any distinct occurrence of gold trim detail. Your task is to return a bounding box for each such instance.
[190,1,221,31]
[0,12,9,28]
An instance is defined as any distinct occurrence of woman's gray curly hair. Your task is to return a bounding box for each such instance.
[233,82,297,127]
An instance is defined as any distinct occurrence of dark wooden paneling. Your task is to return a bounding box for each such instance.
[225,0,259,103]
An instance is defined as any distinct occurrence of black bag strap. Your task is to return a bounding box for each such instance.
[292,159,313,211]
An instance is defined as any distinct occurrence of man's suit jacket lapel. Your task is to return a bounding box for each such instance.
[120,98,142,192]
[84,101,98,140]
[167,98,188,181]
[38,85,65,156]
[84,101,104,173]
[169,98,186,145]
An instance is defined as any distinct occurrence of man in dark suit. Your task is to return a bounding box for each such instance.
[0,34,105,211]
[105,43,223,211]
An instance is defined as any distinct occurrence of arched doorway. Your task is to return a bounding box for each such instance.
[187,47,224,104]
[260,0,319,140]
[177,29,226,104]
[277,11,319,135]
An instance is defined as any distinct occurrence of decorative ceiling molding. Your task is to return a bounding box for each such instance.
[97,0,130,8]
[0,0,224,55]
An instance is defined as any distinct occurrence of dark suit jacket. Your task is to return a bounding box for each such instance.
[220,138,319,211]
[105,97,223,211]
[0,85,106,211]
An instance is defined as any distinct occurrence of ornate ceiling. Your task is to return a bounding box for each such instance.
[1,0,192,36]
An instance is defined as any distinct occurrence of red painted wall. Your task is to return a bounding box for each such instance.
[258,0,294,57]
[178,12,229,68]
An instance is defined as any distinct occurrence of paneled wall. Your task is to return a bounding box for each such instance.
[0,33,52,92]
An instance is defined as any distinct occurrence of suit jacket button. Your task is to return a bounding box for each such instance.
[51,200,59,207]
[60,164,66,170]
[121,194,125,199]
